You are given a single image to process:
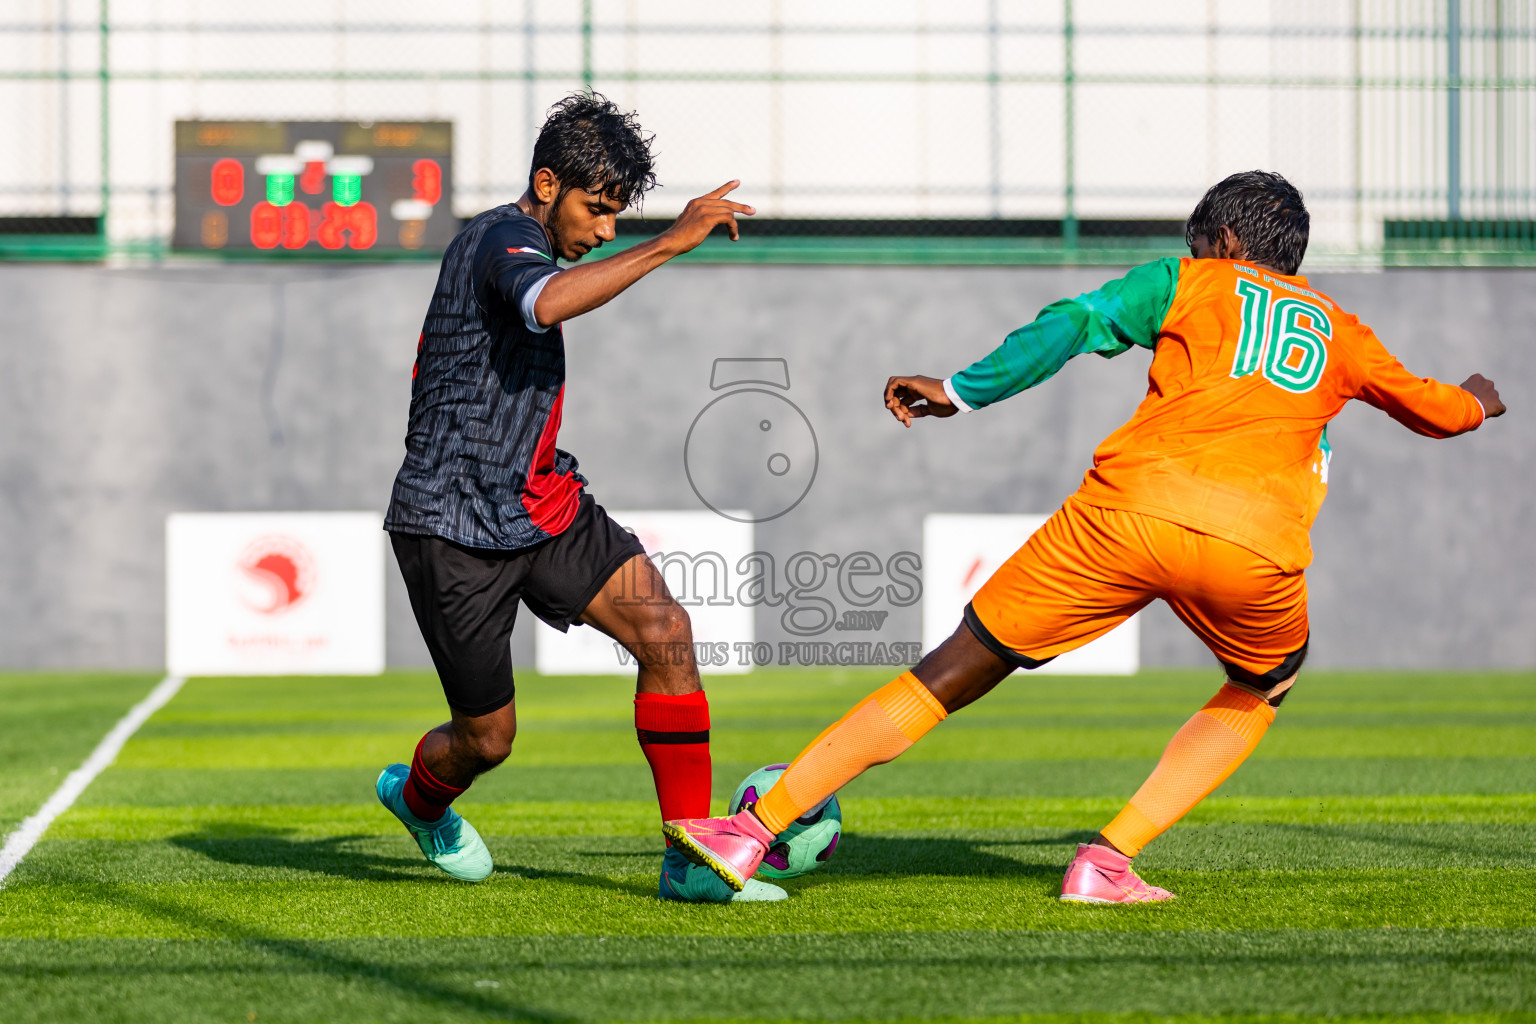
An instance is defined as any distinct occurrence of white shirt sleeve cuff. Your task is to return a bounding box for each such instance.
[1471,395,1487,423]
[942,377,974,413]
[520,271,559,334]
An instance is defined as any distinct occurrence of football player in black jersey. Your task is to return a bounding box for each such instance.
[379,93,780,901]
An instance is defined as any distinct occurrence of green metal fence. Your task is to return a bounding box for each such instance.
[0,1,1532,267]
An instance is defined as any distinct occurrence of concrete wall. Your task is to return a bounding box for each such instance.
[0,261,1529,670]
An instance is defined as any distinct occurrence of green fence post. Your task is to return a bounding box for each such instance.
[1063,0,1077,250]
[1447,0,1460,222]
[99,0,109,244]
[988,0,1001,219]
[582,0,593,92]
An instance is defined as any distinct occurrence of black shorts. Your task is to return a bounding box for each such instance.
[391,494,646,716]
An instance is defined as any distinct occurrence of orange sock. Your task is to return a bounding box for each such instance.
[753,671,947,834]
[1100,683,1276,857]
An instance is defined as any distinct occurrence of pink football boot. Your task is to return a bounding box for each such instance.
[1059,843,1176,904]
[662,808,775,892]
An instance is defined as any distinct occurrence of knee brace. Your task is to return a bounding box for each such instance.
[963,603,1056,670]
[1221,640,1307,707]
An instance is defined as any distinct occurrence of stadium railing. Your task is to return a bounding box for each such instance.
[0,5,1531,268]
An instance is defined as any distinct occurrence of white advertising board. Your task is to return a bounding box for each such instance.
[166,512,385,676]
[535,512,754,676]
[922,513,1139,675]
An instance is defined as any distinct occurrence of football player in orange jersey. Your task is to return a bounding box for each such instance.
[663,170,1506,903]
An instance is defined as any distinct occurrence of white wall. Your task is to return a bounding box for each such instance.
[0,261,1529,670]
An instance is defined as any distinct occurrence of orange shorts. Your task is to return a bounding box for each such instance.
[967,498,1308,682]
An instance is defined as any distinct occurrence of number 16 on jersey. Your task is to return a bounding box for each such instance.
[1232,278,1331,394]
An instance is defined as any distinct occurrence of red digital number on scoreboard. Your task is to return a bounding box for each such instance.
[318,202,378,250]
[211,158,244,206]
[251,201,312,250]
[412,159,442,205]
[251,200,376,250]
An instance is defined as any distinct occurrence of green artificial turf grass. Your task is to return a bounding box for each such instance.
[5,864,1536,938]
[80,757,1536,806]
[0,931,1531,1024]
[42,794,1536,842]
[1,932,1533,1024]
[1,668,1533,1023]
[0,672,161,832]
[112,723,1536,770]
[13,821,1536,890]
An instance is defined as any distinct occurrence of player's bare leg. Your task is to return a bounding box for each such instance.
[579,552,703,697]
[417,702,518,788]
[663,619,1012,889]
[581,553,785,902]
[908,619,1016,712]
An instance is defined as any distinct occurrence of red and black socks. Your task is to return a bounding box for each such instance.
[635,690,712,823]
[402,734,468,823]
[402,696,710,827]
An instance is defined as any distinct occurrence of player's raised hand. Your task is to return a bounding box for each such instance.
[1460,373,1506,419]
[661,180,756,253]
[885,375,958,427]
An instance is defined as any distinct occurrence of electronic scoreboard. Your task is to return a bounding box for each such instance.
[173,121,454,253]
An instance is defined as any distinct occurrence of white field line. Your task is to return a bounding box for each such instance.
[0,673,186,888]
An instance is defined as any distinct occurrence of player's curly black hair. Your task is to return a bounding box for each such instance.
[528,92,658,209]
[1185,170,1310,276]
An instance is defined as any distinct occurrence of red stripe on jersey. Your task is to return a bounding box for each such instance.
[520,385,583,535]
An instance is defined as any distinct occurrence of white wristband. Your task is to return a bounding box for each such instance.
[942,377,974,413]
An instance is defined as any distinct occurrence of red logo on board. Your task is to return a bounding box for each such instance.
[236,535,316,615]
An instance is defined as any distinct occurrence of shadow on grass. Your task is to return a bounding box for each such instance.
[170,830,427,882]
[59,878,565,1022]
[1262,821,1536,868]
[491,860,654,899]
[136,831,634,1019]
[169,825,657,898]
[166,822,1092,895]
[822,831,1094,880]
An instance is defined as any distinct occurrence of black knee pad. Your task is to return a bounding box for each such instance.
[1221,640,1307,706]
[963,603,1056,671]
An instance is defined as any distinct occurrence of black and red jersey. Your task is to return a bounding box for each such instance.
[385,205,586,550]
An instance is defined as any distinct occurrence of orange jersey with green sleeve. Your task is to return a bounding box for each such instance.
[942,257,1484,573]
[1072,258,1483,570]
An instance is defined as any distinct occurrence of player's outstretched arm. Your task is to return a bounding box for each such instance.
[884,375,958,427]
[532,181,754,327]
[1356,328,1504,435]
[894,259,1178,427]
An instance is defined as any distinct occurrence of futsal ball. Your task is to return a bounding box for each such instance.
[729,763,842,879]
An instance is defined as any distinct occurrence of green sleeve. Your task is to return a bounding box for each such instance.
[946,257,1180,412]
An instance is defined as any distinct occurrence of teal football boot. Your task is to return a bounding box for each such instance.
[658,846,787,903]
[375,763,493,882]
